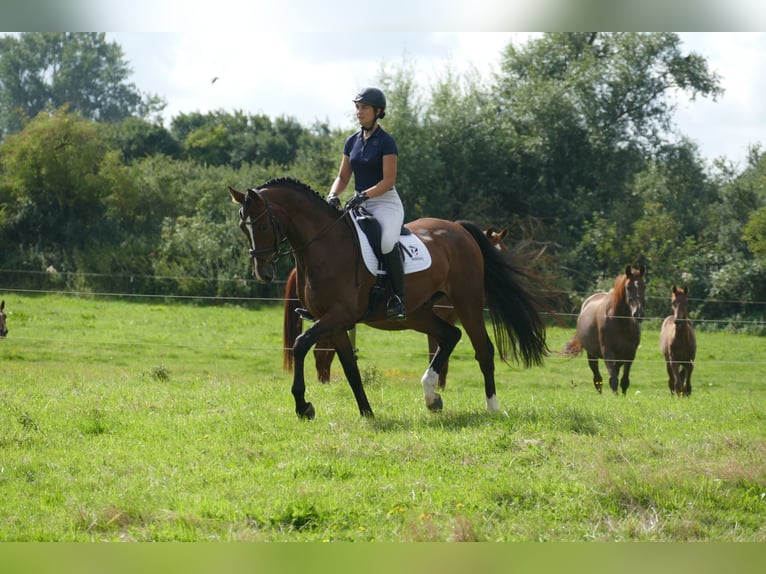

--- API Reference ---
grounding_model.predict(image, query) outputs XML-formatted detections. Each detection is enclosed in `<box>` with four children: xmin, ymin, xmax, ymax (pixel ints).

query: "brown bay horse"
<box><xmin>282</xmin><ymin>227</ymin><xmax>510</xmax><ymax>387</ymax></box>
<box><xmin>659</xmin><ymin>285</ymin><xmax>696</xmax><ymax>396</ymax></box>
<box><xmin>0</xmin><ymin>300</ymin><xmax>7</xmax><ymax>338</ymax></box>
<box><xmin>229</xmin><ymin>178</ymin><xmax>549</xmax><ymax>419</ymax></box>
<box><xmin>563</xmin><ymin>266</ymin><xmax>646</xmax><ymax>395</ymax></box>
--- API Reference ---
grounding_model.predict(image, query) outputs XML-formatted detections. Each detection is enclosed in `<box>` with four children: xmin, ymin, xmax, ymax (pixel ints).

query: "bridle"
<box><xmin>238</xmin><ymin>189</ymin><xmax>290</xmax><ymax>265</ymax></box>
<box><xmin>237</xmin><ymin>188</ymin><xmax>350</xmax><ymax>265</ymax></box>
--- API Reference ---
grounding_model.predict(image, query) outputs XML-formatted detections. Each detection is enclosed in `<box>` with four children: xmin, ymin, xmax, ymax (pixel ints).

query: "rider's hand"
<box><xmin>344</xmin><ymin>191</ymin><xmax>368</xmax><ymax>211</ymax></box>
<box><xmin>327</xmin><ymin>194</ymin><xmax>341</xmax><ymax>209</ymax></box>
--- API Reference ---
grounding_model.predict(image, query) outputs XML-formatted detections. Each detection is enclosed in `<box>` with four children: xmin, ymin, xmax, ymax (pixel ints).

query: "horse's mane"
<box><xmin>257</xmin><ymin>177</ymin><xmax>341</xmax><ymax>218</ymax></box>
<box><xmin>610</xmin><ymin>272</ymin><xmax>628</xmax><ymax>308</ymax></box>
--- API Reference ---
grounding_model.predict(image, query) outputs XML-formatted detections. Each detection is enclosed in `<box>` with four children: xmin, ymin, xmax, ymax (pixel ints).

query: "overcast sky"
<box><xmin>104</xmin><ymin>31</ymin><xmax>766</xmax><ymax>169</ymax></box>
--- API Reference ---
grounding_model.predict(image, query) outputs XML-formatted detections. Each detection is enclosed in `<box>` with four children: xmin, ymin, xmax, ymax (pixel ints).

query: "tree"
<box><xmin>0</xmin><ymin>106</ymin><xmax>125</xmax><ymax>271</ymax></box>
<box><xmin>493</xmin><ymin>33</ymin><xmax>723</xmax><ymax>235</ymax></box>
<box><xmin>0</xmin><ymin>33</ymin><xmax>165</xmax><ymax>138</ymax></box>
<box><xmin>100</xmin><ymin>117</ymin><xmax>181</xmax><ymax>163</ymax></box>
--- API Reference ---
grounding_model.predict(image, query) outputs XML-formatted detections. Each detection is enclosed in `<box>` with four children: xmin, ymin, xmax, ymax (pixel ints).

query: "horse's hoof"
<box><xmin>361</xmin><ymin>409</ymin><xmax>375</xmax><ymax>418</ymax></box>
<box><xmin>427</xmin><ymin>394</ymin><xmax>443</xmax><ymax>412</ymax></box>
<box><xmin>297</xmin><ymin>403</ymin><xmax>316</xmax><ymax>420</ymax></box>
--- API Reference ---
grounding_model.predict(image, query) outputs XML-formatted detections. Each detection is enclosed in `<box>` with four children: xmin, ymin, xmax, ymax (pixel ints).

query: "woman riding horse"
<box><xmin>230</xmin><ymin>178</ymin><xmax>550</xmax><ymax>419</ymax></box>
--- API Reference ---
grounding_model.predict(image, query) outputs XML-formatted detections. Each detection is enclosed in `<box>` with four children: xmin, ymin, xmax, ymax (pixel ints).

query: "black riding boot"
<box><xmin>382</xmin><ymin>248</ymin><xmax>406</xmax><ymax>320</ymax></box>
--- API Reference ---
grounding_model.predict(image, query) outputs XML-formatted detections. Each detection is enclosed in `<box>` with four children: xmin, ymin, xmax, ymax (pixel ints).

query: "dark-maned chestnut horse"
<box><xmin>660</xmin><ymin>285</ymin><xmax>696</xmax><ymax>396</ymax></box>
<box><xmin>563</xmin><ymin>266</ymin><xmax>646</xmax><ymax>395</ymax></box>
<box><xmin>0</xmin><ymin>300</ymin><xmax>7</xmax><ymax>338</ymax></box>
<box><xmin>229</xmin><ymin>178</ymin><xmax>549</xmax><ymax>419</ymax></box>
<box><xmin>282</xmin><ymin>227</ymin><xmax>510</xmax><ymax>387</ymax></box>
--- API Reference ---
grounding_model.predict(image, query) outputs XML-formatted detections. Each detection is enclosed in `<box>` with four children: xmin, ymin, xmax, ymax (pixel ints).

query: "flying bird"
<box><xmin>211</xmin><ymin>76</ymin><xmax>219</xmax><ymax>84</ymax></box>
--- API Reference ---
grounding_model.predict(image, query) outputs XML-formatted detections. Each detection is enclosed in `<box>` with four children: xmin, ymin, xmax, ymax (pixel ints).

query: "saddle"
<box><xmin>295</xmin><ymin>207</ymin><xmax>431</xmax><ymax>323</ymax></box>
<box><xmin>350</xmin><ymin>207</ymin><xmax>431</xmax><ymax>277</ymax></box>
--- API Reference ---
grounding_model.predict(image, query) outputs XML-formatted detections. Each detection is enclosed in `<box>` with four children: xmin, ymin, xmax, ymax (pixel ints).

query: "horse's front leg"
<box><xmin>329</xmin><ymin>330</ymin><xmax>374</xmax><ymax>417</ymax></box>
<box><xmin>292</xmin><ymin>329</ymin><xmax>318</xmax><ymax>419</ymax></box>
<box><xmin>670</xmin><ymin>361</ymin><xmax>683</xmax><ymax>396</ymax></box>
<box><xmin>586</xmin><ymin>352</ymin><xmax>603</xmax><ymax>393</ymax></box>
<box><xmin>604</xmin><ymin>358</ymin><xmax>620</xmax><ymax>394</ymax></box>
<box><xmin>619</xmin><ymin>360</ymin><xmax>632</xmax><ymax>395</ymax></box>
<box><xmin>683</xmin><ymin>362</ymin><xmax>693</xmax><ymax>396</ymax></box>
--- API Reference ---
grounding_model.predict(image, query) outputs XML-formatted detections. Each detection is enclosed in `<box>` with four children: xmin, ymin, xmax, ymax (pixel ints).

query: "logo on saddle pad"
<box><xmin>350</xmin><ymin>213</ymin><xmax>432</xmax><ymax>276</ymax></box>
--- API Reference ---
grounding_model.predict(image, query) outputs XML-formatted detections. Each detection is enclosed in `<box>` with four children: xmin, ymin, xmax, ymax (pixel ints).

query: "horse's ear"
<box><xmin>625</xmin><ymin>265</ymin><xmax>632</xmax><ymax>277</ymax></box>
<box><xmin>672</xmin><ymin>285</ymin><xmax>678</xmax><ymax>295</ymax></box>
<box><xmin>0</xmin><ymin>300</ymin><xmax>4</xmax><ymax>311</ymax></box>
<box><xmin>484</xmin><ymin>227</ymin><xmax>495</xmax><ymax>238</ymax></box>
<box><xmin>639</xmin><ymin>264</ymin><xmax>646</xmax><ymax>276</ymax></box>
<box><xmin>228</xmin><ymin>187</ymin><xmax>246</xmax><ymax>204</ymax></box>
<box><xmin>683</xmin><ymin>285</ymin><xmax>689</xmax><ymax>295</ymax></box>
<box><xmin>499</xmin><ymin>228</ymin><xmax>509</xmax><ymax>240</ymax></box>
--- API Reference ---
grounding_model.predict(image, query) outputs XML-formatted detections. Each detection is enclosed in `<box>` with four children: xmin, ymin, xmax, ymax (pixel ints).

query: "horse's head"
<box><xmin>671</xmin><ymin>285</ymin><xmax>690</xmax><ymax>325</ymax></box>
<box><xmin>623</xmin><ymin>264</ymin><xmax>646</xmax><ymax>321</ymax></box>
<box><xmin>0</xmin><ymin>300</ymin><xmax>7</xmax><ymax>338</ymax></box>
<box><xmin>485</xmin><ymin>227</ymin><xmax>509</xmax><ymax>251</ymax></box>
<box><xmin>229</xmin><ymin>186</ymin><xmax>284</xmax><ymax>283</ymax></box>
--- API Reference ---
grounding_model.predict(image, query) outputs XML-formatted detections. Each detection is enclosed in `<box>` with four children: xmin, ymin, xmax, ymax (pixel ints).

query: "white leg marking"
<box><xmin>421</xmin><ymin>367</ymin><xmax>438</xmax><ymax>405</ymax></box>
<box><xmin>486</xmin><ymin>394</ymin><xmax>499</xmax><ymax>412</ymax></box>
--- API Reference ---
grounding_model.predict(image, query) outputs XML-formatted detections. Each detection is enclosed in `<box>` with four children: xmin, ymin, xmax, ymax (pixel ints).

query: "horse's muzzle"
<box><xmin>251</xmin><ymin>259</ymin><xmax>275</xmax><ymax>284</ymax></box>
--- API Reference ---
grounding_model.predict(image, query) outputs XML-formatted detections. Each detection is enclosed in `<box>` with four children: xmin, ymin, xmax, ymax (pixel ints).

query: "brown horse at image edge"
<box><xmin>0</xmin><ymin>300</ymin><xmax>8</xmax><ymax>338</ymax></box>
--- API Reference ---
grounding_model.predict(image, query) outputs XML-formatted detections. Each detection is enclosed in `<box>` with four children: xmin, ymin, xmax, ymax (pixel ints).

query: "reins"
<box><xmin>240</xmin><ymin>188</ymin><xmax>352</xmax><ymax>264</ymax></box>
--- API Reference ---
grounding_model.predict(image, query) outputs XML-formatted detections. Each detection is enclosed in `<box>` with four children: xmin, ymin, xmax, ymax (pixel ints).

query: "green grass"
<box><xmin>0</xmin><ymin>293</ymin><xmax>764</xmax><ymax>541</ymax></box>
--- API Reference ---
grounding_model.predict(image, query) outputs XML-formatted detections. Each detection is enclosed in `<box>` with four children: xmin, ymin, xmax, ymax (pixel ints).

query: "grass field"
<box><xmin>0</xmin><ymin>293</ymin><xmax>764</xmax><ymax>542</ymax></box>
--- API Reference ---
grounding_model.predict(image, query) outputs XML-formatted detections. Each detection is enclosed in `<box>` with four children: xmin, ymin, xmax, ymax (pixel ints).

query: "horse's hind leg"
<box><xmin>420</xmin><ymin>320</ymin><xmax>462</xmax><ymax>412</ymax></box>
<box><xmin>428</xmin><ymin>335</ymin><xmax>449</xmax><ymax>390</ymax></box>
<box><xmin>453</xmin><ymin>311</ymin><xmax>499</xmax><ymax>412</ymax></box>
<box><xmin>313</xmin><ymin>339</ymin><xmax>335</xmax><ymax>383</ymax></box>
<box><xmin>586</xmin><ymin>352</ymin><xmax>603</xmax><ymax>394</ymax></box>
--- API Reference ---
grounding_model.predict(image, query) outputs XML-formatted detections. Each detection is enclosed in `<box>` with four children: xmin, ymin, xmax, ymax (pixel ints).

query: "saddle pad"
<box><xmin>351</xmin><ymin>215</ymin><xmax>432</xmax><ymax>276</ymax></box>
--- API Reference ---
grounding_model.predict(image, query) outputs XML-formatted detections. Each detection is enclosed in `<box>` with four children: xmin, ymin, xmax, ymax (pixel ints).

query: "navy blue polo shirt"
<box><xmin>343</xmin><ymin>127</ymin><xmax>398</xmax><ymax>192</ymax></box>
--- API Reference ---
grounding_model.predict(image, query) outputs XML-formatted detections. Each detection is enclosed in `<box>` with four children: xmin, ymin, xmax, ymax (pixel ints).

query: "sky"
<box><xmin>105</xmin><ymin>31</ymin><xmax>766</xmax><ymax>168</ymax></box>
<box><xmin>5</xmin><ymin>0</ymin><xmax>766</xmax><ymax>168</ymax></box>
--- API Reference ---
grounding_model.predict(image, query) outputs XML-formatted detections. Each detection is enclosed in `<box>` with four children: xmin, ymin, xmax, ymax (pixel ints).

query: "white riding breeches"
<box><xmin>363</xmin><ymin>187</ymin><xmax>404</xmax><ymax>254</ymax></box>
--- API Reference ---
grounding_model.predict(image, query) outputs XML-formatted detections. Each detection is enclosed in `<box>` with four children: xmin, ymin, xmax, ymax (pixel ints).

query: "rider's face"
<box><xmin>355</xmin><ymin>102</ymin><xmax>376</xmax><ymax>128</ymax></box>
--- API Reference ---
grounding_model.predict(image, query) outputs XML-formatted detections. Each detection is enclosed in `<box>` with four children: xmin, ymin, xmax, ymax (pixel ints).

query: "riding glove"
<box><xmin>327</xmin><ymin>194</ymin><xmax>341</xmax><ymax>209</ymax></box>
<box><xmin>345</xmin><ymin>191</ymin><xmax>368</xmax><ymax>211</ymax></box>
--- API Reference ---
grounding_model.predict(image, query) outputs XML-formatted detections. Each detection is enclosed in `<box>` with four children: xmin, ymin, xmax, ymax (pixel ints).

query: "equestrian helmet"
<box><xmin>353</xmin><ymin>87</ymin><xmax>386</xmax><ymax>118</ymax></box>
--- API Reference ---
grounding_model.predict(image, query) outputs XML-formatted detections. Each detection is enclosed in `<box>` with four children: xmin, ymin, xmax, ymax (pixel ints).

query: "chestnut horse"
<box><xmin>282</xmin><ymin>227</ymin><xmax>510</xmax><ymax>386</ymax></box>
<box><xmin>0</xmin><ymin>300</ymin><xmax>7</xmax><ymax>338</ymax></box>
<box><xmin>229</xmin><ymin>178</ymin><xmax>549</xmax><ymax>419</ymax></box>
<box><xmin>562</xmin><ymin>266</ymin><xmax>646</xmax><ymax>394</ymax></box>
<box><xmin>659</xmin><ymin>285</ymin><xmax>696</xmax><ymax>396</ymax></box>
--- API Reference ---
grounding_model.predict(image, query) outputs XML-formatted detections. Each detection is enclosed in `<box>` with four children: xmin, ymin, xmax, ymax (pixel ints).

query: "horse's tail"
<box><xmin>561</xmin><ymin>336</ymin><xmax>583</xmax><ymax>357</ymax></box>
<box><xmin>283</xmin><ymin>268</ymin><xmax>302</xmax><ymax>373</ymax></box>
<box><xmin>458</xmin><ymin>220</ymin><xmax>550</xmax><ymax>367</ymax></box>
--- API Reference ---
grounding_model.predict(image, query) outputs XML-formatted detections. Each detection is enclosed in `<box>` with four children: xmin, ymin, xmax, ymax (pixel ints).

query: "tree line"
<box><xmin>1</xmin><ymin>32</ymin><xmax>765</xmax><ymax>330</ymax></box>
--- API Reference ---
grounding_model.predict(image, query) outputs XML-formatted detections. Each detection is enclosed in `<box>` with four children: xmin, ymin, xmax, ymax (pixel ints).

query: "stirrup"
<box><xmin>295</xmin><ymin>307</ymin><xmax>315</xmax><ymax>322</ymax></box>
<box><xmin>386</xmin><ymin>296</ymin><xmax>406</xmax><ymax>320</ymax></box>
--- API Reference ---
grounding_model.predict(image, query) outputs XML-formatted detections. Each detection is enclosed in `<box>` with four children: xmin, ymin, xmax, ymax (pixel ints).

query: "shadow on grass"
<box><xmin>367</xmin><ymin>403</ymin><xmax>609</xmax><ymax>436</ymax></box>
